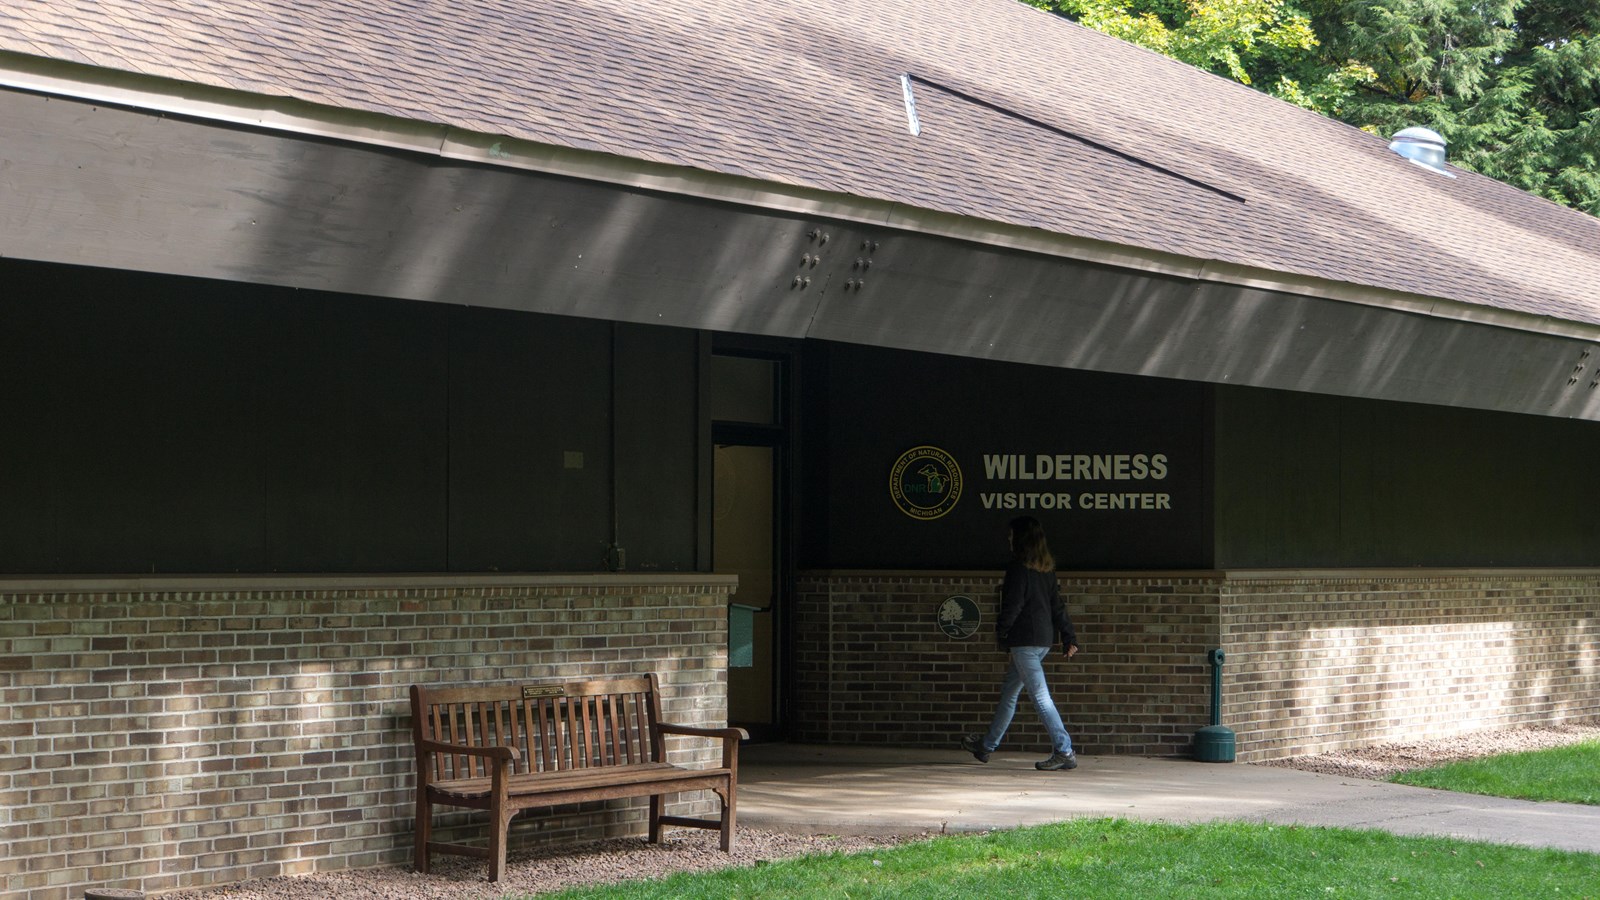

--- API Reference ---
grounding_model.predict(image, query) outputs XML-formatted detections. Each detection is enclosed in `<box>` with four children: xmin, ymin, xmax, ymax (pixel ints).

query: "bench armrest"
<box><xmin>655</xmin><ymin>723</ymin><xmax>748</xmax><ymax>770</ymax></box>
<box><xmin>656</xmin><ymin>723</ymin><xmax>749</xmax><ymax>741</ymax></box>
<box><xmin>416</xmin><ymin>738</ymin><xmax>519</xmax><ymax>761</ymax></box>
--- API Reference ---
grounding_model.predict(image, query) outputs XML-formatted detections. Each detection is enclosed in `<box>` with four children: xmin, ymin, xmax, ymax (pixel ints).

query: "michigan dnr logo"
<box><xmin>889</xmin><ymin>445</ymin><xmax>963</xmax><ymax>520</ymax></box>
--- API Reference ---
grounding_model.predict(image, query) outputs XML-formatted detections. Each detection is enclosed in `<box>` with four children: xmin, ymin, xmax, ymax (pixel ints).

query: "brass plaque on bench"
<box><xmin>522</xmin><ymin>685</ymin><xmax>567</xmax><ymax>699</ymax></box>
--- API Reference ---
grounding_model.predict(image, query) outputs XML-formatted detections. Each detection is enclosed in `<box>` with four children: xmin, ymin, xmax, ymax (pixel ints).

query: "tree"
<box><xmin>1305</xmin><ymin>0</ymin><xmax>1600</xmax><ymax>213</ymax></box>
<box><xmin>1028</xmin><ymin>0</ymin><xmax>1600</xmax><ymax>214</ymax></box>
<box><xmin>1023</xmin><ymin>0</ymin><xmax>1368</xmax><ymax>110</ymax></box>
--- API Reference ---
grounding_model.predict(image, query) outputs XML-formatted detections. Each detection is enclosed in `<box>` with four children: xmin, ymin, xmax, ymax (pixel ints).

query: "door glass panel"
<box><xmin>714</xmin><ymin>443</ymin><xmax>774</xmax><ymax>727</ymax></box>
<box><xmin>709</xmin><ymin>355</ymin><xmax>776</xmax><ymax>424</ymax></box>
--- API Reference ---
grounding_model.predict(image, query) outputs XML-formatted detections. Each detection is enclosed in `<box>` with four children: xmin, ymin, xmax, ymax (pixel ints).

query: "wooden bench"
<box><xmin>409</xmin><ymin>674</ymin><xmax>748</xmax><ymax>881</ymax></box>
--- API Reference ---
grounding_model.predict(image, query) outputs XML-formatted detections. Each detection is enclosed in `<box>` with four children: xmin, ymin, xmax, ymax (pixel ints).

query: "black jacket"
<box><xmin>995</xmin><ymin>561</ymin><xmax>1079</xmax><ymax>650</ymax></box>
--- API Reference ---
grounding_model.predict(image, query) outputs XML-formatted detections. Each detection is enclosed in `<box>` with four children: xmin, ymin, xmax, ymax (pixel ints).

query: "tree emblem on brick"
<box><xmin>938</xmin><ymin>594</ymin><xmax>980</xmax><ymax>639</ymax></box>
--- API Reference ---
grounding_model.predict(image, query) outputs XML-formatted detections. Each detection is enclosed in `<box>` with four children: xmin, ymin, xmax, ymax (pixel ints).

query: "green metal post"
<box><xmin>1192</xmin><ymin>648</ymin><xmax>1236</xmax><ymax>762</ymax></box>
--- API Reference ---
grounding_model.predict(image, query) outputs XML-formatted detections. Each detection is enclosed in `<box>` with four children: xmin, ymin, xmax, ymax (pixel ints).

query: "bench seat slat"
<box><xmin>429</xmin><ymin>762</ymin><xmax>732</xmax><ymax>800</ymax></box>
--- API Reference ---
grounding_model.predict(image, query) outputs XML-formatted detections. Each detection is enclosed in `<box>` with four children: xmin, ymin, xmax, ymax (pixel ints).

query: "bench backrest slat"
<box><xmin>607</xmin><ymin>693</ymin><xmax>622</xmax><ymax>764</ymax></box>
<box><xmin>520</xmin><ymin>699</ymin><xmax>538</xmax><ymax>773</ymax></box>
<box><xmin>411</xmin><ymin>676</ymin><xmax>665</xmax><ymax>781</ymax></box>
<box><xmin>626</xmin><ymin>690</ymin><xmax>648</xmax><ymax>764</ymax></box>
<box><xmin>476</xmin><ymin>702</ymin><xmax>492</xmax><ymax>763</ymax></box>
<box><xmin>577</xmin><ymin>694</ymin><xmax>595</xmax><ymax>768</ymax></box>
<box><xmin>492</xmin><ymin>700</ymin><xmax>511</xmax><ymax>760</ymax></box>
<box><xmin>535</xmin><ymin>697</ymin><xmax>553</xmax><ymax>772</ymax></box>
<box><xmin>430</xmin><ymin>703</ymin><xmax>449</xmax><ymax>782</ymax></box>
<box><xmin>552</xmin><ymin>696</ymin><xmax>569</xmax><ymax>771</ymax></box>
<box><xmin>608</xmin><ymin>694</ymin><xmax>625</xmax><ymax>764</ymax></box>
<box><xmin>630</xmin><ymin>693</ymin><xmax>644</xmax><ymax>762</ymax></box>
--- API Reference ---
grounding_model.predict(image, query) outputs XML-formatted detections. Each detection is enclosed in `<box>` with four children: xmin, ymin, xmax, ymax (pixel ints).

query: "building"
<box><xmin>2</xmin><ymin>0</ymin><xmax>1598</xmax><ymax>895</ymax></box>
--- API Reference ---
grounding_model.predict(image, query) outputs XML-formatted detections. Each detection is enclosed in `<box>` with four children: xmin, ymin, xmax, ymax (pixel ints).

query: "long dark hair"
<box><xmin>1009</xmin><ymin>516</ymin><xmax>1055</xmax><ymax>573</ymax></box>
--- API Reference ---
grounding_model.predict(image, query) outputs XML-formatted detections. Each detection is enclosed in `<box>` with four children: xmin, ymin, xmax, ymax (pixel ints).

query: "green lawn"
<box><xmin>522</xmin><ymin>741</ymin><xmax>1600</xmax><ymax>899</ymax></box>
<box><xmin>1389</xmin><ymin>739</ymin><xmax>1600</xmax><ymax>805</ymax></box>
<box><xmin>532</xmin><ymin>818</ymin><xmax>1600</xmax><ymax>899</ymax></box>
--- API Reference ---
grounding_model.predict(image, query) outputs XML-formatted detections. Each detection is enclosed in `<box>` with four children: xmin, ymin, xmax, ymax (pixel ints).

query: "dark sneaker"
<box><xmin>1036</xmin><ymin>750</ymin><xmax>1078</xmax><ymax>771</ymax></box>
<box><xmin>960</xmin><ymin>734</ymin><xmax>991</xmax><ymax>763</ymax></box>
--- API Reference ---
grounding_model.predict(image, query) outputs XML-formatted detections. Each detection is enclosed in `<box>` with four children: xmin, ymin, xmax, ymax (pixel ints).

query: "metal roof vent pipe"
<box><xmin>1388</xmin><ymin>126</ymin><xmax>1456</xmax><ymax>178</ymax></box>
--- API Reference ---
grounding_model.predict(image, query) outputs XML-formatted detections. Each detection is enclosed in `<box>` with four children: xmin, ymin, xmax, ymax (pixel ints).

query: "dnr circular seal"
<box><xmin>889</xmin><ymin>445</ymin><xmax>963</xmax><ymax>520</ymax></box>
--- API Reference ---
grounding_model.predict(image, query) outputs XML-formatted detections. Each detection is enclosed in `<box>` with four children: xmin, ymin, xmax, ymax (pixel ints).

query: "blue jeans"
<box><xmin>981</xmin><ymin>645</ymin><xmax>1072</xmax><ymax>754</ymax></box>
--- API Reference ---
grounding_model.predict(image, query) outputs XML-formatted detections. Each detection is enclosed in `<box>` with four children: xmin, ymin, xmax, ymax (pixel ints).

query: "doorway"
<box><xmin>708</xmin><ymin>350</ymin><xmax>790</xmax><ymax>740</ymax></box>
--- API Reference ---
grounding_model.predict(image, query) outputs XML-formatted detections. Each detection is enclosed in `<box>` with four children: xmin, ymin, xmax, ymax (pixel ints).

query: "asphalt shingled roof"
<box><xmin>2</xmin><ymin>0</ymin><xmax>1598</xmax><ymax>326</ymax></box>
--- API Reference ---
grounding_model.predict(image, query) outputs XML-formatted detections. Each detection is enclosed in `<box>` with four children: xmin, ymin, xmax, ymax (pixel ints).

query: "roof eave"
<box><xmin>3</xmin><ymin>50</ymin><xmax>1594</xmax><ymax>345</ymax></box>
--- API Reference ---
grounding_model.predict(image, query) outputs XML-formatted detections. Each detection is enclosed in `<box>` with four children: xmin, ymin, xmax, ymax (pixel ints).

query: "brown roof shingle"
<box><xmin>2</xmin><ymin>0</ymin><xmax>1597</xmax><ymax>325</ymax></box>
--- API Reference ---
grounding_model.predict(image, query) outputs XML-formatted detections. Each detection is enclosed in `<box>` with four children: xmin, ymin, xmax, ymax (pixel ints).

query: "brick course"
<box><xmin>793</xmin><ymin>570</ymin><xmax>1600</xmax><ymax>763</ymax></box>
<box><xmin>0</xmin><ymin>574</ymin><xmax>735</xmax><ymax>900</ymax></box>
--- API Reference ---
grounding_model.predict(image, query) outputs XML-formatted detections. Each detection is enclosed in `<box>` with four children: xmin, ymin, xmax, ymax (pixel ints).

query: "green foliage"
<box><xmin>1024</xmin><ymin>0</ymin><xmax>1334</xmax><ymax>103</ymax></box>
<box><xmin>1025</xmin><ymin>0</ymin><xmax>1600</xmax><ymax>214</ymax></box>
<box><xmin>1306</xmin><ymin>0</ymin><xmax>1600</xmax><ymax>212</ymax></box>
<box><xmin>1391</xmin><ymin>739</ymin><xmax>1600</xmax><ymax>804</ymax></box>
<box><xmin>535</xmin><ymin>818</ymin><xmax>1600</xmax><ymax>899</ymax></box>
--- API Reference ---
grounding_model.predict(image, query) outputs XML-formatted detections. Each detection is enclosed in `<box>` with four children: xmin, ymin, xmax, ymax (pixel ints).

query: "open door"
<box><xmin>715</xmin><ymin>442</ymin><xmax>777</xmax><ymax>733</ymax></box>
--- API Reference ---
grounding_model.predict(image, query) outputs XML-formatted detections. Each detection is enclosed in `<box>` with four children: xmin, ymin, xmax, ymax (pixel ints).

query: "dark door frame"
<box><xmin>703</xmin><ymin>335</ymin><xmax>799</xmax><ymax>741</ymax></box>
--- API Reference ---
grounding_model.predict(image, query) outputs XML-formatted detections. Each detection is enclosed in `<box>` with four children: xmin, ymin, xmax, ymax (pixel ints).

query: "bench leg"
<box><xmin>489</xmin><ymin>804</ymin><xmax>511</xmax><ymax>882</ymax></box>
<box><xmin>648</xmin><ymin>794</ymin><xmax>664</xmax><ymax>843</ymax></box>
<box><xmin>716</xmin><ymin>783</ymin><xmax>736</xmax><ymax>852</ymax></box>
<box><xmin>414</xmin><ymin>793</ymin><xmax>432</xmax><ymax>873</ymax></box>
<box><xmin>487</xmin><ymin>759</ymin><xmax>513</xmax><ymax>882</ymax></box>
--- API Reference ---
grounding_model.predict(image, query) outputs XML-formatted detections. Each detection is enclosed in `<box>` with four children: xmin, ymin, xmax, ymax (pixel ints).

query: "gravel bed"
<box><xmin>163</xmin><ymin>829</ymin><xmax>925</xmax><ymax>900</ymax></box>
<box><xmin>1261</xmin><ymin>720</ymin><xmax>1600</xmax><ymax>780</ymax></box>
<box><xmin>166</xmin><ymin>721</ymin><xmax>1600</xmax><ymax>899</ymax></box>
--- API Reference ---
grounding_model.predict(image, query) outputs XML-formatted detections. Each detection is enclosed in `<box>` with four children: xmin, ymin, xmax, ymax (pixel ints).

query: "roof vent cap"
<box><xmin>1388</xmin><ymin>126</ymin><xmax>1454</xmax><ymax>177</ymax></box>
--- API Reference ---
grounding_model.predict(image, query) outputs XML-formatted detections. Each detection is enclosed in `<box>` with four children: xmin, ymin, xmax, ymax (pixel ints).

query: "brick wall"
<box><xmin>792</xmin><ymin>572</ymin><xmax>1219</xmax><ymax>756</ymax></box>
<box><xmin>793</xmin><ymin>570</ymin><xmax>1600</xmax><ymax>763</ymax></box>
<box><xmin>0</xmin><ymin>574</ymin><xmax>735</xmax><ymax>900</ymax></box>
<box><xmin>1222</xmin><ymin>571</ymin><xmax>1600</xmax><ymax>761</ymax></box>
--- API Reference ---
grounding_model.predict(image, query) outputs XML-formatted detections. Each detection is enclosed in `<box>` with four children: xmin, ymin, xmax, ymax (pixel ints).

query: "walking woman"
<box><xmin>961</xmin><ymin>515</ymin><xmax>1081</xmax><ymax>770</ymax></box>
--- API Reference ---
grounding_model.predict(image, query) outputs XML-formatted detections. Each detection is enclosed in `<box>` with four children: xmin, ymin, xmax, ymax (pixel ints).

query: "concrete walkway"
<box><xmin>738</xmin><ymin>744</ymin><xmax>1600</xmax><ymax>855</ymax></box>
